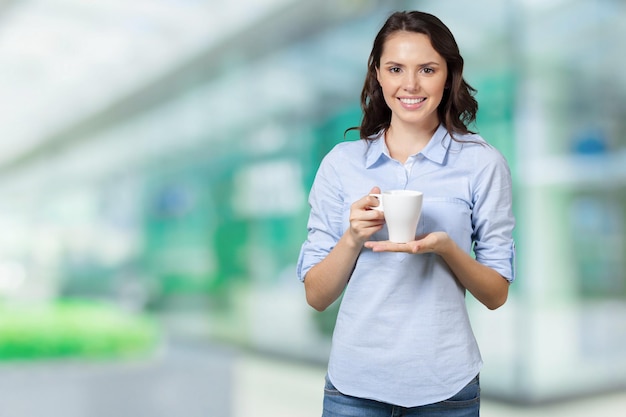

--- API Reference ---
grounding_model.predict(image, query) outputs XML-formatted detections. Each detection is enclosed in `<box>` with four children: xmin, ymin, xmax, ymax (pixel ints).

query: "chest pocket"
<box><xmin>421</xmin><ymin>197</ymin><xmax>473</xmax><ymax>249</ymax></box>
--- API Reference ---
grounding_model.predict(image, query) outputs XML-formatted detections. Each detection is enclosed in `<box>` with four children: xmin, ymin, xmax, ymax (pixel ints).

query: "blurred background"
<box><xmin>0</xmin><ymin>0</ymin><xmax>625</xmax><ymax>416</ymax></box>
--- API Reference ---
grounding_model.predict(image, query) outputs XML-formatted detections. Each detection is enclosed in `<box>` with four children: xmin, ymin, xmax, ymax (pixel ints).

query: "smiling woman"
<box><xmin>375</xmin><ymin>31</ymin><xmax>449</xmax><ymax>159</ymax></box>
<box><xmin>297</xmin><ymin>10</ymin><xmax>515</xmax><ymax>416</ymax></box>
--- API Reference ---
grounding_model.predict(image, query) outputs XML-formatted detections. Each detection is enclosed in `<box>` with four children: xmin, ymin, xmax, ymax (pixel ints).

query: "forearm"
<box><xmin>439</xmin><ymin>238</ymin><xmax>509</xmax><ymax>310</ymax></box>
<box><xmin>304</xmin><ymin>232</ymin><xmax>363</xmax><ymax>311</ymax></box>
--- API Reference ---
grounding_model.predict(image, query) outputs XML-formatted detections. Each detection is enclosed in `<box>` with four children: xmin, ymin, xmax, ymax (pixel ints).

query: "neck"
<box><xmin>385</xmin><ymin>120</ymin><xmax>439</xmax><ymax>163</ymax></box>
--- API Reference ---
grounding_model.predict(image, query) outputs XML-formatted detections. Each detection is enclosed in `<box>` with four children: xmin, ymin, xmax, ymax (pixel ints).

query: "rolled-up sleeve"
<box><xmin>296</xmin><ymin>152</ymin><xmax>345</xmax><ymax>282</ymax></box>
<box><xmin>471</xmin><ymin>150</ymin><xmax>516</xmax><ymax>282</ymax></box>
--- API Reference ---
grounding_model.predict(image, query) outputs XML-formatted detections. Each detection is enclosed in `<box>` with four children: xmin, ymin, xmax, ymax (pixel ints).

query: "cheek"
<box><xmin>429</xmin><ymin>79</ymin><xmax>447</xmax><ymax>100</ymax></box>
<box><xmin>377</xmin><ymin>76</ymin><xmax>397</xmax><ymax>98</ymax></box>
<box><xmin>379</xmin><ymin>84</ymin><xmax>395</xmax><ymax>106</ymax></box>
<box><xmin>376</xmin><ymin>79</ymin><xmax>391</xmax><ymax>98</ymax></box>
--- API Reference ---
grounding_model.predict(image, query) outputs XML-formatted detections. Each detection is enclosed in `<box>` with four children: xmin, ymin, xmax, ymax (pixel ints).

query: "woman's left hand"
<box><xmin>365</xmin><ymin>231</ymin><xmax>510</xmax><ymax>310</ymax></box>
<box><xmin>364</xmin><ymin>232</ymin><xmax>451</xmax><ymax>255</ymax></box>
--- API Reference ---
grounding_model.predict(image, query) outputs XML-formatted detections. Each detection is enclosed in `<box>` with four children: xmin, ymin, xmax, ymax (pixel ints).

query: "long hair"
<box><xmin>348</xmin><ymin>11</ymin><xmax>478</xmax><ymax>140</ymax></box>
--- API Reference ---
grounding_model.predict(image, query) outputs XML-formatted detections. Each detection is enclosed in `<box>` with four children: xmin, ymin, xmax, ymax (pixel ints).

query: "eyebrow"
<box><xmin>382</xmin><ymin>61</ymin><xmax>442</xmax><ymax>67</ymax></box>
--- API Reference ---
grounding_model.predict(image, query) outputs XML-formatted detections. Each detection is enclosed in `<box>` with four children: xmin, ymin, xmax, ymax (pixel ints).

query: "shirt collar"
<box><xmin>365</xmin><ymin>124</ymin><xmax>451</xmax><ymax>168</ymax></box>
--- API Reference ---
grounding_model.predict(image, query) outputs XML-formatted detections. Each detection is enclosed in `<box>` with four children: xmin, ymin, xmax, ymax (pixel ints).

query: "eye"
<box><xmin>421</xmin><ymin>67</ymin><xmax>435</xmax><ymax>74</ymax></box>
<box><xmin>388</xmin><ymin>66</ymin><xmax>402</xmax><ymax>74</ymax></box>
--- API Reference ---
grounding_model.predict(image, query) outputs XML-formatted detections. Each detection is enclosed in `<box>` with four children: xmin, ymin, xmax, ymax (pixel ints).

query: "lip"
<box><xmin>398</xmin><ymin>97</ymin><xmax>426</xmax><ymax>109</ymax></box>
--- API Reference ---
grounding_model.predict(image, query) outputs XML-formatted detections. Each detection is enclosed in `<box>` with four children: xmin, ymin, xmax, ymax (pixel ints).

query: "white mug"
<box><xmin>369</xmin><ymin>190</ymin><xmax>423</xmax><ymax>243</ymax></box>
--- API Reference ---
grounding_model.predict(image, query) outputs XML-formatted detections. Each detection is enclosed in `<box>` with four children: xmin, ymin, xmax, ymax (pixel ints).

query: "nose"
<box><xmin>403</xmin><ymin>72</ymin><xmax>419</xmax><ymax>91</ymax></box>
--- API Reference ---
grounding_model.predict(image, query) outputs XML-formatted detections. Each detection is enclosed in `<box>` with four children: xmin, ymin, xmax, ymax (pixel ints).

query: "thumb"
<box><xmin>370</xmin><ymin>186</ymin><xmax>381</xmax><ymax>194</ymax></box>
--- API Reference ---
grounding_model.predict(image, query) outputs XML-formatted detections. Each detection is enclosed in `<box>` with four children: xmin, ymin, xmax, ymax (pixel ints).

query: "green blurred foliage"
<box><xmin>0</xmin><ymin>300</ymin><xmax>160</xmax><ymax>361</ymax></box>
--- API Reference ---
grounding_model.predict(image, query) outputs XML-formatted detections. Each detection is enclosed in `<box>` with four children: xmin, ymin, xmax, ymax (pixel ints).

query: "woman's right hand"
<box><xmin>347</xmin><ymin>186</ymin><xmax>385</xmax><ymax>247</ymax></box>
<box><xmin>304</xmin><ymin>186</ymin><xmax>386</xmax><ymax>311</ymax></box>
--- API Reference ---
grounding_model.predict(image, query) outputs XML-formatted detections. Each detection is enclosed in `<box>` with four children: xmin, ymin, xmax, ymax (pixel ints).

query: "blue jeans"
<box><xmin>322</xmin><ymin>374</ymin><xmax>480</xmax><ymax>417</ymax></box>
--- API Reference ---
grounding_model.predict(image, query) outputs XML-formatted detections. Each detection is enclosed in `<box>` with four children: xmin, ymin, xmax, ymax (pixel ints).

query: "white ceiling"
<box><xmin>0</xmin><ymin>0</ymin><xmax>292</xmax><ymax>167</ymax></box>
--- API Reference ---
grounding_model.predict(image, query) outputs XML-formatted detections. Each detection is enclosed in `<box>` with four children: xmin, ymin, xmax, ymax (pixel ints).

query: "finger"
<box><xmin>365</xmin><ymin>241</ymin><xmax>399</xmax><ymax>252</ymax></box>
<box><xmin>351</xmin><ymin>214</ymin><xmax>385</xmax><ymax>229</ymax></box>
<box><xmin>365</xmin><ymin>207</ymin><xmax>385</xmax><ymax>220</ymax></box>
<box><xmin>353</xmin><ymin>206</ymin><xmax>384</xmax><ymax>222</ymax></box>
<box><xmin>352</xmin><ymin>222</ymin><xmax>385</xmax><ymax>238</ymax></box>
<box><xmin>365</xmin><ymin>240</ymin><xmax>419</xmax><ymax>253</ymax></box>
<box><xmin>368</xmin><ymin>186</ymin><xmax>381</xmax><ymax>206</ymax></box>
<box><xmin>365</xmin><ymin>195</ymin><xmax>382</xmax><ymax>210</ymax></box>
<box><xmin>353</xmin><ymin>194</ymin><xmax>379</xmax><ymax>211</ymax></box>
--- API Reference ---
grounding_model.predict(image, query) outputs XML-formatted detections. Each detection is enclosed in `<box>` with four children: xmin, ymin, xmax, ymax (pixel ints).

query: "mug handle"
<box><xmin>369</xmin><ymin>193</ymin><xmax>383</xmax><ymax>211</ymax></box>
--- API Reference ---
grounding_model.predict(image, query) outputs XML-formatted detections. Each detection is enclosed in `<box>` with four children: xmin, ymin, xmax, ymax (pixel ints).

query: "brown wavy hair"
<box><xmin>347</xmin><ymin>11</ymin><xmax>478</xmax><ymax>140</ymax></box>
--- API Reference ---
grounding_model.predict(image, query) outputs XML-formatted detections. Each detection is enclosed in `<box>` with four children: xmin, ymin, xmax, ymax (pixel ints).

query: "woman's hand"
<box><xmin>364</xmin><ymin>232</ymin><xmax>451</xmax><ymax>254</ymax></box>
<box><xmin>365</xmin><ymin>231</ymin><xmax>509</xmax><ymax>310</ymax></box>
<box><xmin>304</xmin><ymin>186</ymin><xmax>385</xmax><ymax>311</ymax></box>
<box><xmin>346</xmin><ymin>186</ymin><xmax>386</xmax><ymax>248</ymax></box>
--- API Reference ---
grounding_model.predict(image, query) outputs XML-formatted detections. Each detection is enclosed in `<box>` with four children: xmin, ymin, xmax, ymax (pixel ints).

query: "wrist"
<box><xmin>436</xmin><ymin>232</ymin><xmax>455</xmax><ymax>256</ymax></box>
<box><xmin>343</xmin><ymin>230</ymin><xmax>365</xmax><ymax>250</ymax></box>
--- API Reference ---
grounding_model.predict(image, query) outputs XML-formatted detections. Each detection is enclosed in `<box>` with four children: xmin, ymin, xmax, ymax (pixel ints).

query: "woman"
<box><xmin>296</xmin><ymin>10</ymin><xmax>515</xmax><ymax>416</ymax></box>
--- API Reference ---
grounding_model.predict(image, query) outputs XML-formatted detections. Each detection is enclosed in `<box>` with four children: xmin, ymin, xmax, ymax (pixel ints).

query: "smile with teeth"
<box><xmin>399</xmin><ymin>97</ymin><xmax>426</xmax><ymax>104</ymax></box>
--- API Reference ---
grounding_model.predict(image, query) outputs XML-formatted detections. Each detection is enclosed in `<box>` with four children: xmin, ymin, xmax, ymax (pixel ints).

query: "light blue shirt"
<box><xmin>296</xmin><ymin>124</ymin><xmax>516</xmax><ymax>407</ymax></box>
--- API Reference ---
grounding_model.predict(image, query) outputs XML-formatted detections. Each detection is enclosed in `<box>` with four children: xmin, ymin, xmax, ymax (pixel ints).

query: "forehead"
<box><xmin>380</xmin><ymin>31</ymin><xmax>444</xmax><ymax>62</ymax></box>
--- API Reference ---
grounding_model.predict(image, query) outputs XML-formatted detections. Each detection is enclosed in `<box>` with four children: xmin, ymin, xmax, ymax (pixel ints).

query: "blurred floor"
<box><xmin>235</xmin><ymin>352</ymin><xmax>626</xmax><ymax>417</ymax></box>
<box><xmin>0</xmin><ymin>342</ymin><xmax>234</xmax><ymax>417</ymax></box>
<box><xmin>2</xmin><ymin>340</ymin><xmax>626</xmax><ymax>416</ymax></box>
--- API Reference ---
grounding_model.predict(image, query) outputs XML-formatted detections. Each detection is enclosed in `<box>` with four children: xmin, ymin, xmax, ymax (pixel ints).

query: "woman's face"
<box><xmin>376</xmin><ymin>31</ymin><xmax>448</xmax><ymax>131</ymax></box>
